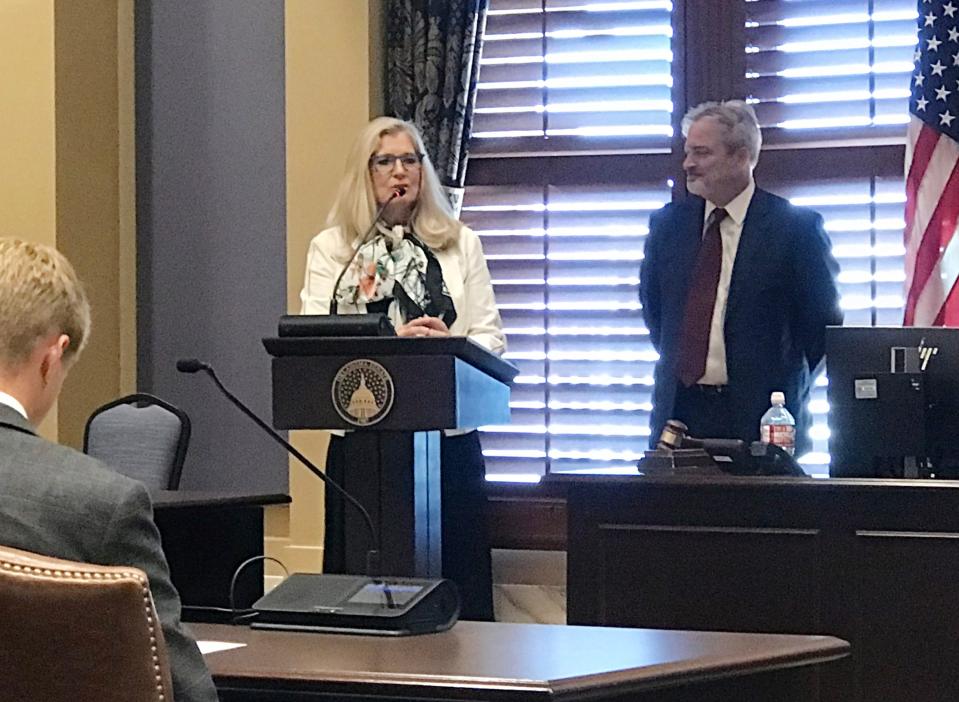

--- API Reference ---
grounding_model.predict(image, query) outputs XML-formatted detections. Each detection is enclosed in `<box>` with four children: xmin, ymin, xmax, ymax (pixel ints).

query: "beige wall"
<box><xmin>0</xmin><ymin>0</ymin><xmax>56</xmax><ymax>435</ymax></box>
<box><xmin>55</xmin><ymin>0</ymin><xmax>136</xmax><ymax>447</ymax></box>
<box><xmin>268</xmin><ymin>0</ymin><xmax>381</xmax><ymax>579</ymax></box>
<box><xmin>0</xmin><ymin>0</ymin><xmax>135</xmax><ymax>444</ymax></box>
<box><xmin>0</xmin><ymin>1</ymin><xmax>56</xmax><ymax>244</ymax></box>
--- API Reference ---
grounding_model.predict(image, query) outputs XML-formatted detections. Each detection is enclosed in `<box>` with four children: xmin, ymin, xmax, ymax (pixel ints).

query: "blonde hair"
<box><xmin>0</xmin><ymin>238</ymin><xmax>91</xmax><ymax>368</ymax></box>
<box><xmin>327</xmin><ymin>117</ymin><xmax>461</xmax><ymax>258</ymax></box>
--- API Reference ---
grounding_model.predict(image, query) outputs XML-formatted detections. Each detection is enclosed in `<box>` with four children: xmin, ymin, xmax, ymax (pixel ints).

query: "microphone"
<box><xmin>329</xmin><ymin>187</ymin><xmax>407</xmax><ymax>315</ymax></box>
<box><xmin>175</xmin><ymin>358</ymin><xmax>210</xmax><ymax>374</ymax></box>
<box><xmin>177</xmin><ymin>358</ymin><xmax>381</xmax><ymax>576</ymax></box>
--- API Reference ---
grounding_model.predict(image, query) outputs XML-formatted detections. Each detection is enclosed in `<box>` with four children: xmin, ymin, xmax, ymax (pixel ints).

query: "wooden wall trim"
<box><xmin>487</xmin><ymin>482</ymin><xmax>568</xmax><ymax>551</ymax></box>
<box><xmin>682</xmin><ymin>0</ymin><xmax>746</xmax><ymax>108</ymax></box>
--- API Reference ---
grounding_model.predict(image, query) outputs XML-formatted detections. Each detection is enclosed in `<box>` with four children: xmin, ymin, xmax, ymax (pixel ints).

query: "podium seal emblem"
<box><xmin>332</xmin><ymin>359</ymin><xmax>394</xmax><ymax>426</ymax></box>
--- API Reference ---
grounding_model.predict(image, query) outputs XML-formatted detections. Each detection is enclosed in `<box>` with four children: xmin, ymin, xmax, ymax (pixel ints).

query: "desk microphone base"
<box><xmin>250</xmin><ymin>573</ymin><xmax>459</xmax><ymax>636</ymax></box>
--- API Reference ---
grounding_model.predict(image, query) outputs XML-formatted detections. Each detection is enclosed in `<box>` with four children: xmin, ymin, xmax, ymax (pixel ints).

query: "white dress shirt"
<box><xmin>0</xmin><ymin>391</ymin><xmax>28</xmax><ymax>420</ymax></box>
<box><xmin>699</xmin><ymin>180</ymin><xmax>756</xmax><ymax>386</ymax></box>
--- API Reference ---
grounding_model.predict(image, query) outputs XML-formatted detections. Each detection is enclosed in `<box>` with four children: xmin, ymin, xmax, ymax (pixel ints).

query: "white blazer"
<box><xmin>300</xmin><ymin>225</ymin><xmax>506</xmax><ymax>355</ymax></box>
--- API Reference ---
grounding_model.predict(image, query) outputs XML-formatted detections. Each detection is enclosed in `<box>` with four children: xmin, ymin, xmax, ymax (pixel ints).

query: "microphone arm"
<box><xmin>329</xmin><ymin>187</ymin><xmax>406</xmax><ymax>315</ymax></box>
<box><xmin>176</xmin><ymin>359</ymin><xmax>381</xmax><ymax>576</ymax></box>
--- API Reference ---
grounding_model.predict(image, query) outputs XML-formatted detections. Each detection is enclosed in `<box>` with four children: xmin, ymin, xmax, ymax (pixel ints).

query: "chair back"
<box><xmin>0</xmin><ymin>544</ymin><xmax>175</xmax><ymax>702</ymax></box>
<box><xmin>84</xmin><ymin>393</ymin><xmax>191</xmax><ymax>490</ymax></box>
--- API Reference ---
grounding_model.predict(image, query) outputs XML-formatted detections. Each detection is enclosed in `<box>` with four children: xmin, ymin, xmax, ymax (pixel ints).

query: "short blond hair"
<box><xmin>327</xmin><ymin>117</ymin><xmax>461</xmax><ymax>258</ymax></box>
<box><xmin>0</xmin><ymin>238</ymin><xmax>91</xmax><ymax>367</ymax></box>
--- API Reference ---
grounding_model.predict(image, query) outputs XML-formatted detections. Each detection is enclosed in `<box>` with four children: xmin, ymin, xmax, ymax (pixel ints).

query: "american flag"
<box><xmin>904</xmin><ymin>0</ymin><xmax>959</xmax><ymax>326</ymax></box>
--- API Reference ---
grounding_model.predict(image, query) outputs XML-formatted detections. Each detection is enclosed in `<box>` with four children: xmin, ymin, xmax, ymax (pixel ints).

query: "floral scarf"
<box><xmin>333</xmin><ymin>223</ymin><xmax>457</xmax><ymax>329</ymax></box>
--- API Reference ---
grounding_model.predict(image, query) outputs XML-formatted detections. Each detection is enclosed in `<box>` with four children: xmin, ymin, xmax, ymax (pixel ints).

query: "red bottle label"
<box><xmin>761</xmin><ymin>424</ymin><xmax>795</xmax><ymax>449</ymax></box>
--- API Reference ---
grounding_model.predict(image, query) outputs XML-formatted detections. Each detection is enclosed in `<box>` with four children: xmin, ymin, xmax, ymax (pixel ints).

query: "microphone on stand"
<box><xmin>175</xmin><ymin>358</ymin><xmax>381</xmax><ymax>576</ymax></box>
<box><xmin>176</xmin><ymin>357</ymin><xmax>461</xmax><ymax>635</ymax></box>
<box><xmin>329</xmin><ymin>186</ymin><xmax>407</xmax><ymax>315</ymax></box>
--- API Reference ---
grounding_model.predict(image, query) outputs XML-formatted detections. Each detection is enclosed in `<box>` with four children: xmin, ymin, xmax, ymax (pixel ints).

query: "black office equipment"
<box><xmin>277</xmin><ymin>313</ymin><xmax>395</xmax><ymax>338</ymax></box>
<box><xmin>251</xmin><ymin>574</ymin><xmax>459</xmax><ymax>636</ymax></box>
<box><xmin>826</xmin><ymin>326</ymin><xmax>959</xmax><ymax>478</ymax></box>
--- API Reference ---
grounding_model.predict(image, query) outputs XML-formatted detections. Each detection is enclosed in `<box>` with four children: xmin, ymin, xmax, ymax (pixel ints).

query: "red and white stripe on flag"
<box><xmin>903</xmin><ymin>118</ymin><xmax>959</xmax><ymax>326</ymax></box>
<box><xmin>903</xmin><ymin>1</ymin><xmax>959</xmax><ymax>327</ymax></box>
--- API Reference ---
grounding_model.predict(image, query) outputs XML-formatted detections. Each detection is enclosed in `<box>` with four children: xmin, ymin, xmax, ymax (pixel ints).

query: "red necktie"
<box><xmin>677</xmin><ymin>208</ymin><xmax>728</xmax><ymax>387</ymax></box>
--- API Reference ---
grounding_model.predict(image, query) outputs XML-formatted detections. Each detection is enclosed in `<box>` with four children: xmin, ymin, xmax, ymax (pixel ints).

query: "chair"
<box><xmin>84</xmin><ymin>393</ymin><xmax>191</xmax><ymax>491</ymax></box>
<box><xmin>0</xmin><ymin>544</ymin><xmax>174</xmax><ymax>702</ymax></box>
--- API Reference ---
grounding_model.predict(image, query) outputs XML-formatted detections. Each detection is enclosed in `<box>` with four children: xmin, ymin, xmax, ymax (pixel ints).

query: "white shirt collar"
<box><xmin>705</xmin><ymin>179</ymin><xmax>755</xmax><ymax>226</ymax></box>
<box><xmin>0</xmin><ymin>391</ymin><xmax>28</xmax><ymax>420</ymax></box>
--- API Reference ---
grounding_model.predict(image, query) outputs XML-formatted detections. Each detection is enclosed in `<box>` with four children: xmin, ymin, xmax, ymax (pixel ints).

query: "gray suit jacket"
<box><xmin>0</xmin><ymin>404</ymin><xmax>218</xmax><ymax>701</ymax></box>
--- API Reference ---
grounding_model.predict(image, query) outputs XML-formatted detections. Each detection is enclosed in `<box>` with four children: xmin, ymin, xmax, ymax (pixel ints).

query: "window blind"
<box><xmin>470</xmin><ymin>0</ymin><xmax>676</xmax><ymax>481</ymax></box>
<box><xmin>474</xmin><ymin>0</ymin><xmax>675</xmax><ymax>155</ymax></box>
<box><xmin>464</xmin><ymin>182</ymin><xmax>669</xmax><ymax>480</ymax></box>
<box><xmin>745</xmin><ymin>0</ymin><xmax>916</xmax><ymax>145</ymax></box>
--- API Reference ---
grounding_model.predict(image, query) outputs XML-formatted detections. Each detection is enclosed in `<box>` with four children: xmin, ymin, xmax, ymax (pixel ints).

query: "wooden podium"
<box><xmin>263</xmin><ymin>336</ymin><xmax>516</xmax><ymax>578</ymax></box>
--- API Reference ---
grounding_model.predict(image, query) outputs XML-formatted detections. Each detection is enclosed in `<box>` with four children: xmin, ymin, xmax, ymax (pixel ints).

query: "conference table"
<box><xmin>194</xmin><ymin>620</ymin><xmax>848</xmax><ymax>701</ymax></box>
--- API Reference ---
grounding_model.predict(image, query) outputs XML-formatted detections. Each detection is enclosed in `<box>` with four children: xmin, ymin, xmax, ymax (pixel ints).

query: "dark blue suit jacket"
<box><xmin>639</xmin><ymin>188</ymin><xmax>842</xmax><ymax>455</ymax></box>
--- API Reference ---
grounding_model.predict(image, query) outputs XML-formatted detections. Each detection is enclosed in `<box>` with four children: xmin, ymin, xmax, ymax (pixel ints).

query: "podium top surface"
<box><xmin>263</xmin><ymin>336</ymin><xmax>518</xmax><ymax>385</ymax></box>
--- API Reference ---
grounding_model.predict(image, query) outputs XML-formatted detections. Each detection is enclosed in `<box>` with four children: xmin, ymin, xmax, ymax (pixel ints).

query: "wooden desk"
<box><xmin>153</xmin><ymin>490</ymin><xmax>289</xmax><ymax>510</ymax></box>
<box><xmin>195</xmin><ymin>621</ymin><xmax>847</xmax><ymax>702</ymax></box>
<box><xmin>153</xmin><ymin>491</ymin><xmax>289</xmax><ymax>619</ymax></box>
<box><xmin>562</xmin><ymin>474</ymin><xmax>959</xmax><ymax>702</ymax></box>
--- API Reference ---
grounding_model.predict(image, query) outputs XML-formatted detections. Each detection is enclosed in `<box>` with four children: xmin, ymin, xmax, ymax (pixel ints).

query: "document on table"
<box><xmin>198</xmin><ymin>640</ymin><xmax>247</xmax><ymax>655</ymax></box>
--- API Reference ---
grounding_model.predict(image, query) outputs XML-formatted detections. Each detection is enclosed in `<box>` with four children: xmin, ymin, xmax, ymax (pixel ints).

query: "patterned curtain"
<box><xmin>386</xmin><ymin>0</ymin><xmax>489</xmax><ymax>198</ymax></box>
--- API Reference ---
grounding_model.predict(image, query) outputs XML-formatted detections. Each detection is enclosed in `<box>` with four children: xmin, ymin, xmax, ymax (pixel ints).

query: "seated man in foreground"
<box><xmin>0</xmin><ymin>238</ymin><xmax>217</xmax><ymax>701</ymax></box>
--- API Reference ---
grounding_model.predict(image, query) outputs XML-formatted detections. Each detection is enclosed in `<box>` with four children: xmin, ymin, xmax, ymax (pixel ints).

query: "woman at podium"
<box><xmin>299</xmin><ymin>117</ymin><xmax>505</xmax><ymax>620</ymax></box>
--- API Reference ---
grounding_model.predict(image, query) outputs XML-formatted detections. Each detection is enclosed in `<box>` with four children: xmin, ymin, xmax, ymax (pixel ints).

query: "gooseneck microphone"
<box><xmin>176</xmin><ymin>358</ymin><xmax>381</xmax><ymax>576</ymax></box>
<box><xmin>329</xmin><ymin>186</ymin><xmax>407</xmax><ymax>315</ymax></box>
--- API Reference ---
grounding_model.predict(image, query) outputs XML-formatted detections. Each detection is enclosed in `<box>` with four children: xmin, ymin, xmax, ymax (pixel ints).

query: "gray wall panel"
<box><xmin>136</xmin><ymin>0</ymin><xmax>287</xmax><ymax>492</ymax></box>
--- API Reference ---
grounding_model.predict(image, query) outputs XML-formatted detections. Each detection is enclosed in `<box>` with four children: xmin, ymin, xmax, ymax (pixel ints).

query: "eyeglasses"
<box><xmin>369</xmin><ymin>152</ymin><xmax>423</xmax><ymax>174</ymax></box>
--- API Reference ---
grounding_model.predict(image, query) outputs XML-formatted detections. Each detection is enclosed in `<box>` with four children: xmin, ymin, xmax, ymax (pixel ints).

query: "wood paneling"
<box><xmin>681</xmin><ymin>0</ymin><xmax>746</xmax><ymax>108</ymax></box>
<box><xmin>596</xmin><ymin>524</ymin><xmax>822</xmax><ymax>633</ymax></box>
<box><xmin>487</xmin><ymin>482</ymin><xmax>567</xmax><ymax>551</ymax></box>
<box><xmin>564</xmin><ymin>475</ymin><xmax>959</xmax><ymax>702</ymax></box>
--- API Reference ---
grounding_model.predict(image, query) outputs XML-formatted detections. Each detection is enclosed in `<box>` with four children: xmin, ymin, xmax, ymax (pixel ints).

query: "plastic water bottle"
<box><xmin>760</xmin><ymin>391</ymin><xmax>796</xmax><ymax>455</ymax></box>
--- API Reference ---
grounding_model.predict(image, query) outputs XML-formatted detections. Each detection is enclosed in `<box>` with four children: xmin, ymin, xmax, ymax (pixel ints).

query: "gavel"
<box><xmin>656</xmin><ymin>419</ymin><xmax>746</xmax><ymax>455</ymax></box>
<box><xmin>656</xmin><ymin>419</ymin><xmax>690</xmax><ymax>451</ymax></box>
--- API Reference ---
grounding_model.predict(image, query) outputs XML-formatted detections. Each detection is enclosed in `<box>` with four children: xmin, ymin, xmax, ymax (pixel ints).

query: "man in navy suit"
<box><xmin>640</xmin><ymin>100</ymin><xmax>842</xmax><ymax>456</ymax></box>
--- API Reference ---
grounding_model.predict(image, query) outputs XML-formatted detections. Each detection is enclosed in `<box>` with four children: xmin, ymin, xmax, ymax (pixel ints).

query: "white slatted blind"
<box><xmin>745</xmin><ymin>0</ymin><xmax>916</xmax><ymax>143</ymax></box>
<box><xmin>470</xmin><ymin>0</ymin><xmax>675</xmax><ymax>481</ymax></box>
<box><xmin>474</xmin><ymin>0</ymin><xmax>675</xmax><ymax>154</ymax></box>
<box><xmin>464</xmin><ymin>183</ymin><xmax>669</xmax><ymax>479</ymax></box>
